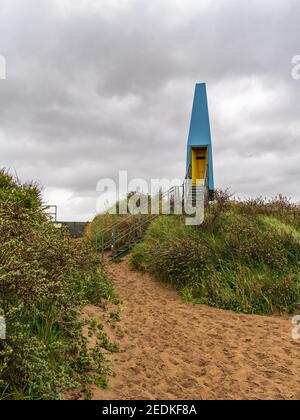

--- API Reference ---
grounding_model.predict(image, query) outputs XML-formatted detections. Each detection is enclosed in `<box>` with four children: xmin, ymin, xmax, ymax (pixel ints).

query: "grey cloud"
<box><xmin>0</xmin><ymin>0</ymin><xmax>299</xmax><ymax>220</ymax></box>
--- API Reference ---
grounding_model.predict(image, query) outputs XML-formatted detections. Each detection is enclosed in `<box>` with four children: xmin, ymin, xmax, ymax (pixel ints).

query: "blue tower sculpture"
<box><xmin>185</xmin><ymin>83</ymin><xmax>214</xmax><ymax>198</ymax></box>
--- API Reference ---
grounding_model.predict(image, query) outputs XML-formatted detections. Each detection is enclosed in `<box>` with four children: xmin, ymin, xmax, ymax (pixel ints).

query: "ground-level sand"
<box><xmin>89</xmin><ymin>258</ymin><xmax>300</xmax><ymax>400</ymax></box>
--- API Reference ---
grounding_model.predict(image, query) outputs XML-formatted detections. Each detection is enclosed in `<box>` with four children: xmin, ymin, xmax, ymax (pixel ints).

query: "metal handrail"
<box><xmin>96</xmin><ymin>185</ymin><xmax>182</xmax><ymax>238</ymax></box>
<box><xmin>99</xmin><ymin>214</ymin><xmax>154</xmax><ymax>251</ymax></box>
<box><xmin>95</xmin><ymin>185</ymin><xmax>184</xmax><ymax>253</ymax></box>
<box><xmin>42</xmin><ymin>204</ymin><xmax>58</xmax><ymax>222</ymax></box>
<box><xmin>96</xmin><ymin>172</ymin><xmax>210</xmax><ymax>255</ymax></box>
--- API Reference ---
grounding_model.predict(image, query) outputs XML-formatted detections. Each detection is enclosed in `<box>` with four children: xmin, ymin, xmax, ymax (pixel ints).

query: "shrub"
<box><xmin>0</xmin><ymin>170</ymin><xmax>116</xmax><ymax>399</ymax></box>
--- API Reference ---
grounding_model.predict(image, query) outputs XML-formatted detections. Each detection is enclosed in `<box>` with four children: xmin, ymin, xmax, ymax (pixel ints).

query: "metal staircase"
<box><xmin>95</xmin><ymin>185</ymin><xmax>184</xmax><ymax>259</ymax></box>
<box><xmin>185</xmin><ymin>162</ymin><xmax>209</xmax><ymax>207</ymax></box>
<box><xmin>187</xmin><ymin>185</ymin><xmax>205</xmax><ymax>206</ymax></box>
<box><xmin>95</xmin><ymin>174</ymin><xmax>209</xmax><ymax>259</ymax></box>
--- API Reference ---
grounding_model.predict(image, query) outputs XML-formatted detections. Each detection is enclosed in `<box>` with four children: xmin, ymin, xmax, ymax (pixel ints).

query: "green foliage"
<box><xmin>0</xmin><ymin>171</ymin><xmax>116</xmax><ymax>399</ymax></box>
<box><xmin>130</xmin><ymin>193</ymin><xmax>300</xmax><ymax>315</ymax></box>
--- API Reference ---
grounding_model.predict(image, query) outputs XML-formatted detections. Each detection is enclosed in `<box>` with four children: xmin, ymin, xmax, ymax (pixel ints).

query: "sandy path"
<box><xmin>91</xmin><ymin>258</ymin><xmax>300</xmax><ymax>400</ymax></box>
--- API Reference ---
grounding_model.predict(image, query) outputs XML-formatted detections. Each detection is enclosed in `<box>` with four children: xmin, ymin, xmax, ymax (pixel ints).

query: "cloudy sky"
<box><xmin>0</xmin><ymin>0</ymin><xmax>299</xmax><ymax>220</ymax></box>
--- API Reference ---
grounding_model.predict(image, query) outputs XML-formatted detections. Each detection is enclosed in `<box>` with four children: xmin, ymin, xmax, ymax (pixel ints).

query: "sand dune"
<box><xmin>90</xmin><ymin>258</ymin><xmax>300</xmax><ymax>400</ymax></box>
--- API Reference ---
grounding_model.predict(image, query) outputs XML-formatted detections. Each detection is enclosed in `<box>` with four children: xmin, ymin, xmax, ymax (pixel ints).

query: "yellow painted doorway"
<box><xmin>191</xmin><ymin>147</ymin><xmax>208</xmax><ymax>185</ymax></box>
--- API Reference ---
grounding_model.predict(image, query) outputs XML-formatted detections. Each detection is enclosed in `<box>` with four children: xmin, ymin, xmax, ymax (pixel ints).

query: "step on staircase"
<box><xmin>185</xmin><ymin>185</ymin><xmax>206</xmax><ymax>211</ymax></box>
<box><xmin>111</xmin><ymin>241</ymin><xmax>139</xmax><ymax>259</ymax></box>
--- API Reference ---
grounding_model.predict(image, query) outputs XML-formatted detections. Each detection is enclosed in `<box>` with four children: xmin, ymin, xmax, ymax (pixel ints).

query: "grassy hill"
<box><xmin>129</xmin><ymin>192</ymin><xmax>300</xmax><ymax>315</ymax></box>
<box><xmin>0</xmin><ymin>171</ymin><xmax>117</xmax><ymax>400</ymax></box>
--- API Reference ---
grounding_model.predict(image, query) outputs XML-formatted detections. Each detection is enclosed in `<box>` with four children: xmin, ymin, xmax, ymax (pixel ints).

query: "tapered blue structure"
<box><xmin>186</xmin><ymin>83</ymin><xmax>214</xmax><ymax>195</ymax></box>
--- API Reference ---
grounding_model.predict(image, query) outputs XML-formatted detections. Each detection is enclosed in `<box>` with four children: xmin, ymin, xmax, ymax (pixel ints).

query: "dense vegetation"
<box><xmin>130</xmin><ymin>191</ymin><xmax>300</xmax><ymax>314</ymax></box>
<box><xmin>0</xmin><ymin>171</ymin><xmax>117</xmax><ymax>400</ymax></box>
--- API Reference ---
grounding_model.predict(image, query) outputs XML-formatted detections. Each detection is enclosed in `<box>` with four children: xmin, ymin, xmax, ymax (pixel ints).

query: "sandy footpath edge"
<box><xmin>88</xmin><ymin>258</ymin><xmax>300</xmax><ymax>400</ymax></box>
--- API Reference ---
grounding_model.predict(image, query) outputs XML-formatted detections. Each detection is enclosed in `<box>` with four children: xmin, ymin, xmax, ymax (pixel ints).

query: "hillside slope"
<box><xmin>130</xmin><ymin>194</ymin><xmax>300</xmax><ymax>315</ymax></box>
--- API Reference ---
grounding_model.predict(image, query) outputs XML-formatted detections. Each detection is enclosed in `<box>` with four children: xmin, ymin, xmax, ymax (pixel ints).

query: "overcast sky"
<box><xmin>0</xmin><ymin>0</ymin><xmax>299</xmax><ymax>221</ymax></box>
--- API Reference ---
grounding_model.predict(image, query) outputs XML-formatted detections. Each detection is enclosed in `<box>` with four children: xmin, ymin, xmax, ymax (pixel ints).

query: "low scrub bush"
<box><xmin>0</xmin><ymin>171</ymin><xmax>117</xmax><ymax>399</ymax></box>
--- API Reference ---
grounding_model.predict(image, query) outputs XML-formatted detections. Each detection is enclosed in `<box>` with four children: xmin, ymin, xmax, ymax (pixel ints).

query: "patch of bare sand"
<box><xmin>90</xmin><ymin>258</ymin><xmax>300</xmax><ymax>400</ymax></box>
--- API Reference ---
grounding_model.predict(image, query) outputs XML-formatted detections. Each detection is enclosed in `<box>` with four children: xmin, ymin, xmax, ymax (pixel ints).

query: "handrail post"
<box><xmin>111</xmin><ymin>228</ymin><xmax>116</xmax><ymax>255</ymax></box>
<box><xmin>132</xmin><ymin>215</ymin><xmax>136</xmax><ymax>241</ymax></box>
